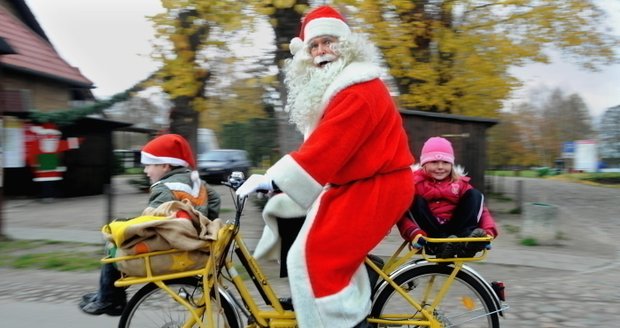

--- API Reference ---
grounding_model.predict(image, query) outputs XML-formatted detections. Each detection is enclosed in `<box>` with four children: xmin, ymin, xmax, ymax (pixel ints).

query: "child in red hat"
<box><xmin>80</xmin><ymin>134</ymin><xmax>221</xmax><ymax>316</ymax></box>
<box><xmin>397</xmin><ymin>136</ymin><xmax>499</xmax><ymax>257</ymax></box>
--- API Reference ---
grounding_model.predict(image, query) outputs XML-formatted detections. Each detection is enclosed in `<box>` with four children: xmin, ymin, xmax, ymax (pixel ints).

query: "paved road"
<box><xmin>1</xmin><ymin>176</ymin><xmax>619</xmax><ymax>327</ymax></box>
<box><xmin>484</xmin><ymin>177</ymin><xmax>620</xmax><ymax>327</ymax></box>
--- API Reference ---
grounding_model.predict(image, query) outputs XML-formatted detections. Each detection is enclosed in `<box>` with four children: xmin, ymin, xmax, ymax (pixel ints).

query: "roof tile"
<box><xmin>0</xmin><ymin>6</ymin><xmax>93</xmax><ymax>87</ymax></box>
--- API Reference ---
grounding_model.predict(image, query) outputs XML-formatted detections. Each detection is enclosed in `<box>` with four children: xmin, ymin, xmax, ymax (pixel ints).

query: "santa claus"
<box><xmin>237</xmin><ymin>6</ymin><xmax>415</xmax><ymax>328</ymax></box>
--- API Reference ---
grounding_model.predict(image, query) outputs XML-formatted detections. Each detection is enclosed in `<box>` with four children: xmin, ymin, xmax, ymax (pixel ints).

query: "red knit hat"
<box><xmin>289</xmin><ymin>6</ymin><xmax>351</xmax><ymax>55</ymax></box>
<box><xmin>141</xmin><ymin>134</ymin><xmax>196</xmax><ymax>168</ymax></box>
<box><xmin>420</xmin><ymin>137</ymin><xmax>455</xmax><ymax>166</ymax></box>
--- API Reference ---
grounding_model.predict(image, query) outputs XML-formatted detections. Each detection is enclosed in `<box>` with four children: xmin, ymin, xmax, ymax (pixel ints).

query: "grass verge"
<box><xmin>0</xmin><ymin>239</ymin><xmax>102</xmax><ymax>272</ymax></box>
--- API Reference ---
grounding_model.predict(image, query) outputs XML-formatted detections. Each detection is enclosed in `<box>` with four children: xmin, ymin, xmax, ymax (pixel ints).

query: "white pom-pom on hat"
<box><xmin>289</xmin><ymin>5</ymin><xmax>351</xmax><ymax>54</ymax></box>
<box><xmin>289</xmin><ymin>37</ymin><xmax>304</xmax><ymax>55</ymax></box>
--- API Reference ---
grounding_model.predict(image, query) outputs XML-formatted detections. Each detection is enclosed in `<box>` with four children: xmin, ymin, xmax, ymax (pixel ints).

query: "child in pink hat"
<box><xmin>397</xmin><ymin>136</ymin><xmax>498</xmax><ymax>257</ymax></box>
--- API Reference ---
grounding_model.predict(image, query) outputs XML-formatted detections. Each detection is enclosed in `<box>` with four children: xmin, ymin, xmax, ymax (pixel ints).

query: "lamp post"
<box><xmin>0</xmin><ymin>37</ymin><xmax>17</xmax><ymax>240</ymax></box>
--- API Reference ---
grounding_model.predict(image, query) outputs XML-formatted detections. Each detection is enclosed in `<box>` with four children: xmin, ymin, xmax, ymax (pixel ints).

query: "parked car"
<box><xmin>197</xmin><ymin>149</ymin><xmax>251</xmax><ymax>184</ymax></box>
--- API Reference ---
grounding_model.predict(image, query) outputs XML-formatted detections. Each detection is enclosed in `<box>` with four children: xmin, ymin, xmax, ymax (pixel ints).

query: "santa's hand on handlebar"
<box><xmin>235</xmin><ymin>174</ymin><xmax>274</xmax><ymax>198</ymax></box>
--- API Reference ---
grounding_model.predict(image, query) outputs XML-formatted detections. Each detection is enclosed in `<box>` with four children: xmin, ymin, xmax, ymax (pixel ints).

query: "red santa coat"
<box><xmin>268</xmin><ymin>62</ymin><xmax>415</xmax><ymax>327</ymax></box>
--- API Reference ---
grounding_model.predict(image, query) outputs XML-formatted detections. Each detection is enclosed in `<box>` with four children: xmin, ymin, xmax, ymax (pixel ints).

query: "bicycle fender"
<box><xmin>218</xmin><ymin>286</ymin><xmax>245</xmax><ymax>326</ymax></box>
<box><xmin>458</xmin><ymin>263</ymin><xmax>505</xmax><ymax>316</ymax></box>
<box><xmin>372</xmin><ymin>261</ymin><xmax>504</xmax><ymax>316</ymax></box>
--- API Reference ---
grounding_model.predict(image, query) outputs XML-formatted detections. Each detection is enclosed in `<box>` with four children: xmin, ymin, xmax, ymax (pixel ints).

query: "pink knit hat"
<box><xmin>420</xmin><ymin>137</ymin><xmax>455</xmax><ymax>166</ymax></box>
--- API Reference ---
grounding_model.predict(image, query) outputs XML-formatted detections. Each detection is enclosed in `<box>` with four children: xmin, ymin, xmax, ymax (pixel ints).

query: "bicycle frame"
<box><xmin>369</xmin><ymin>238</ymin><xmax>504</xmax><ymax>327</ymax></box>
<box><xmin>224</xmin><ymin>227</ymin><xmax>297</xmax><ymax>327</ymax></box>
<box><xmin>219</xmin><ymin>222</ymin><xmax>497</xmax><ymax>328</ymax></box>
<box><xmin>103</xmin><ymin>225</ymin><xmax>234</xmax><ymax>328</ymax></box>
<box><xmin>103</xmin><ymin>182</ymin><xmax>503</xmax><ymax>328</ymax></box>
<box><xmin>373</xmin><ymin>237</ymin><xmax>497</xmax><ymax>327</ymax></box>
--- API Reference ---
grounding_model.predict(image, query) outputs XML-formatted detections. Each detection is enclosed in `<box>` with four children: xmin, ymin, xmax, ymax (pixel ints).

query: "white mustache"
<box><xmin>313</xmin><ymin>54</ymin><xmax>338</xmax><ymax>65</ymax></box>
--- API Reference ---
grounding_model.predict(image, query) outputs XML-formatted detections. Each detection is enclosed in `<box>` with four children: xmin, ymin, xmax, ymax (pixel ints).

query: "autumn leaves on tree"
<box><xmin>143</xmin><ymin>0</ymin><xmax>616</xmax><ymax>160</ymax></box>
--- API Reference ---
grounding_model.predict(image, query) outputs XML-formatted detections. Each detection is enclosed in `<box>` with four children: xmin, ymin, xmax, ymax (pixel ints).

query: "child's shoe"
<box><xmin>440</xmin><ymin>235</ymin><xmax>459</xmax><ymax>258</ymax></box>
<box><xmin>80</xmin><ymin>297</ymin><xmax>126</xmax><ymax>316</ymax></box>
<box><xmin>461</xmin><ymin>228</ymin><xmax>489</xmax><ymax>257</ymax></box>
<box><xmin>79</xmin><ymin>292</ymin><xmax>98</xmax><ymax>308</ymax></box>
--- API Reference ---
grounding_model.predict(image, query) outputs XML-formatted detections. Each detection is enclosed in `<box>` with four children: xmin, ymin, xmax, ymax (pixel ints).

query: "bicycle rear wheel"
<box><xmin>118</xmin><ymin>277</ymin><xmax>240</xmax><ymax>328</ymax></box>
<box><xmin>371</xmin><ymin>264</ymin><xmax>500</xmax><ymax>328</ymax></box>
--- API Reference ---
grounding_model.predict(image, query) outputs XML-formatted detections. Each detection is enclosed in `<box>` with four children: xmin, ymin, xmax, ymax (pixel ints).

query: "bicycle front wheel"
<box><xmin>118</xmin><ymin>277</ymin><xmax>240</xmax><ymax>328</ymax></box>
<box><xmin>371</xmin><ymin>264</ymin><xmax>500</xmax><ymax>328</ymax></box>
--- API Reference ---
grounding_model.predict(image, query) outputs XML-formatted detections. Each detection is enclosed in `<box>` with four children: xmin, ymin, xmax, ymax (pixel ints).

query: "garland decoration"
<box><xmin>28</xmin><ymin>91</ymin><xmax>132</xmax><ymax>126</ymax></box>
<box><xmin>27</xmin><ymin>73</ymin><xmax>156</xmax><ymax>126</ymax></box>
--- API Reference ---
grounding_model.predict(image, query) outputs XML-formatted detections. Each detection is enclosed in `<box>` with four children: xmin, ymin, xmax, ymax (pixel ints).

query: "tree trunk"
<box><xmin>169</xmin><ymin>96</ymin><xmax>199</xmax><ymax>160</ymax></box>
<box><xmin>269</xmin><ymin>2</ymin><xmax>308</xmax><ymax>155</ymax></box>
<box><xmin>166</xmin><ymin>9</ymin><xmax>210</xmax><ymax>159</ymax></box>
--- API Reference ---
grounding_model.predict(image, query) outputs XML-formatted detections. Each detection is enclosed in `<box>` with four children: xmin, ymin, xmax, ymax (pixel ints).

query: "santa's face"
<box><xmin>308</xmin><ymin>36</ymin><xmax>340</xmax><ymax>67</ymax></box>
<box><xmin>283</xmin><ymin>35</ymin><xmax>350</xmax><ymax>134</ymax></box>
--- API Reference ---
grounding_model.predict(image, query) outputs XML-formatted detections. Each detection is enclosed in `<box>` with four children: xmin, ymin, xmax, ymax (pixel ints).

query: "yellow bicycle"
<box><xmin>103</xmin><ymin>173</ymin><xmax>507</xmax><ymax>327</ymax></box>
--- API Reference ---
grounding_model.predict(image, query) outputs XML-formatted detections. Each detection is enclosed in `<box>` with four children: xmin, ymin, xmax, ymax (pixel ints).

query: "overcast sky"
<box><xmin>25</xmin><ymin>0</ymin><xmax>620</xmax><ymax>119</ymax></box>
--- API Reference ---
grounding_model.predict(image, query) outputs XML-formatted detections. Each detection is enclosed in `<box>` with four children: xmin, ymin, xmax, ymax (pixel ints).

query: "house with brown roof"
<box><xmin>1</xmin><ymin>0</ymin><xmax>133</xmax><ymax>198</ymax></box>
<box><xmin>0</xmin><ymin>0</ymin><xmax>94</xmax><ymax>110</ymax></box>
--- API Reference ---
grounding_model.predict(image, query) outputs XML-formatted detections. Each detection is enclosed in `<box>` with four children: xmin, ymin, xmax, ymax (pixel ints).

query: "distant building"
<box><xmin>400</xmin><ymin>110</ymin><xmax>498</xmax><ymax>192</ymax></box>
<box><xmin>274</xmin><ymin>108</ymin><xmax>498</xmax><ymax>192</ymax></box>
<box><xmin>598</xmin><ymin>105</ymin><xmax>620</xmax><ymax>168</ymax></box>
<box><xmin>573</xmin><ymin>140</ymin><xmax>598</xmax><ymax>173</ymax></box>
<box><xmin>0</xmin><ymin>0</ymin><xmax>94</xmax><ymax>109</ymax></box>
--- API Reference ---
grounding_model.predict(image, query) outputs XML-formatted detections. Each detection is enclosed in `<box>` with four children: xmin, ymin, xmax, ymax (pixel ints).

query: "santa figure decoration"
<box><xmin>24</xmin><ymin>122</ymin><xmax>80</xmax><ymax>197</ymax></box>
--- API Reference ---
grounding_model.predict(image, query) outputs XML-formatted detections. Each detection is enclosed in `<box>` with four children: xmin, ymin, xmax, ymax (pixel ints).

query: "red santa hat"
<box><xmin>141</xmin><ymin>134</ymin><xmax>196</xmax><ymax>168</ymax></box>
<box><xmin>289</xmin><ymin>5</ymin><xmax>351</xmax><ymax>55</ymax></box>
<box><xmin>420</xmin><ymin>137</ymin><xmax>455</xmax><ymax>166</ymax></box>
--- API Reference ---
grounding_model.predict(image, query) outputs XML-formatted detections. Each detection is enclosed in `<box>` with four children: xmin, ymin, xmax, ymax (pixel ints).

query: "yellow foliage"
<box><xmin>148</xmin><ymin>0</ymin><xmax>254</xmax><ymax>115</ymax></box>
<box><xmin>337</xmin><ymin>0</ymin><xmax>617</xmax><ymax>118</ymax></box>
<box><xmin>273</xmin><ymin>0</ymin><xmax>296</xmax><ymax>8</ymax></box>
<box><xmin>146</xmin><ymin>0</ymin><xmax>617</xmax><ymax>125</ymax></box>
<box><xmin>199</xmin><ymin>78</ymin><xmax>268</xmax><ymax>132</ymax></box>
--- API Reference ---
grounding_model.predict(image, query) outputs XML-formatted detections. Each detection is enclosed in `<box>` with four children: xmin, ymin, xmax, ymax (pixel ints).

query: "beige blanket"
<box><xmin>102</xmin><ymin>200</ymin><xmax>223</xmax><ymax>276</ymax></box>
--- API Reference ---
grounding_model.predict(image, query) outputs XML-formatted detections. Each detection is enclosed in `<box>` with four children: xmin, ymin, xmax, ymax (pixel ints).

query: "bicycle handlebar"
<box><xmin>222</xmin><ymin>171</ymin><xmax>246</xmax><ymax>190</ymax></box>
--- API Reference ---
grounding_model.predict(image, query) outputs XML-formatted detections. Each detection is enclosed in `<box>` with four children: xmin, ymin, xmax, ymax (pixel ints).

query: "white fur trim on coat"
<box><xmin>304</xmin><ymin>62</ymin><xmax>383</xmax><ymax>137</ymax></box>
<box><xmin>253</xmin><ymin>193</ymin><xmax>307</xmax><ymax>260</ymax></box>
<box><xmin>322</xmin><ymin>62</ymin><xmax>382</xmax><ymax>104</ymax></box>
<box><xmin>267</xmin><ymin>155</ymin><xmax>323</xmax><ymax>209</ymax></box>
<box><xmin>287</xmin><ymin>194</ymin><xmax>371</xmax><ymax>327</ymax></box>
<box><xmin>315</xmin><ymin>265</ymin><xmax>371</xmax><ymax>326</ymax></box>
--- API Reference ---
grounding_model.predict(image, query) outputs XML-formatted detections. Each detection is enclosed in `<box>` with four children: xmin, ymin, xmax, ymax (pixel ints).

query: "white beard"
<box><xmin>283</xmin><ymin>55</ymin><xmax>347</xmax><ymax>134</ymax></box>
<box><xmin>283</xmin><ymin>33</ymin><xmax>383</xmax><ymax>134</ymax></box>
